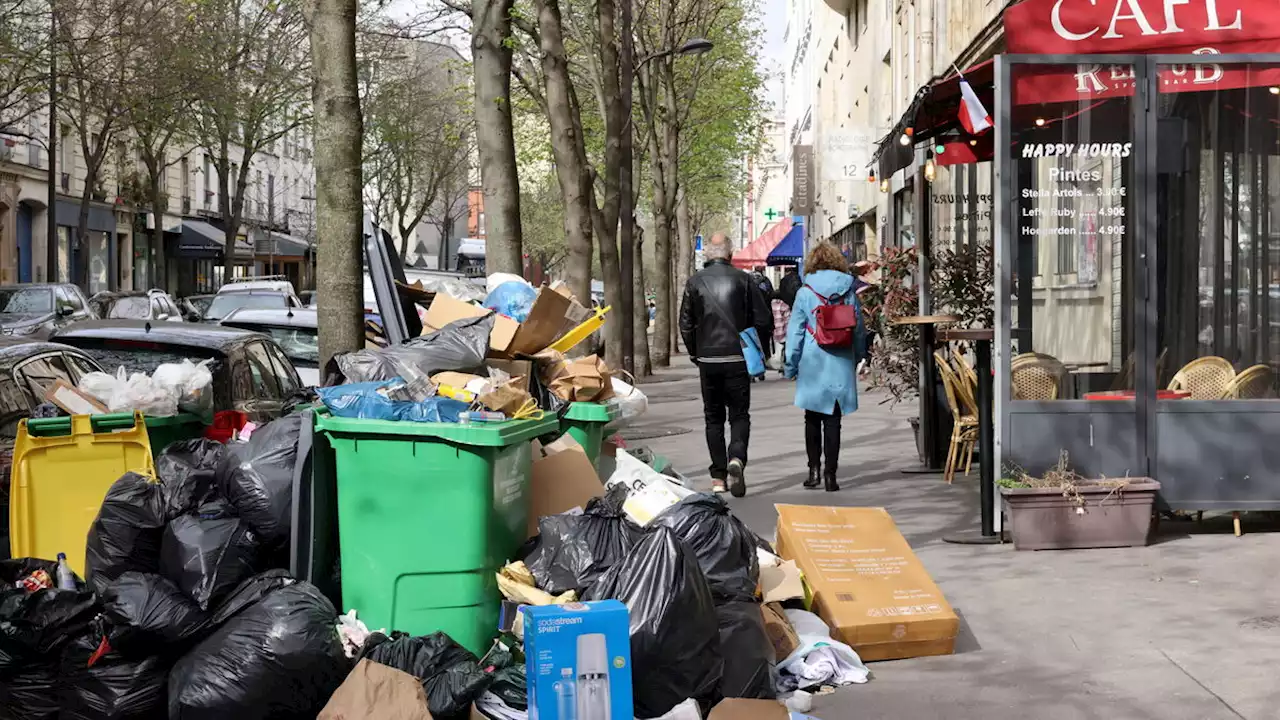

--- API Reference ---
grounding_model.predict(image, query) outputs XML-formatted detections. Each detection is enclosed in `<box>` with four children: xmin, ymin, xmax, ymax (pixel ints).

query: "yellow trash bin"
<box><xmin>9</xmin><ymin>412</ymin><xmax>155</xmax><ymax>575</ymax></box>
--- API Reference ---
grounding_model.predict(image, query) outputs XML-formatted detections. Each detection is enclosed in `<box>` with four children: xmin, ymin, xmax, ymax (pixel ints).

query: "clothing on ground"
<box><xmin>784</xmin><ymin>269</ymin><xmax>865</xmax><ymax>415</ymax></box>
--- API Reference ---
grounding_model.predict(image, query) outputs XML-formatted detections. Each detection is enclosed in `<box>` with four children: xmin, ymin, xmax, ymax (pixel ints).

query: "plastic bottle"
<box><xmin>575</xmin><ymin>633</ymin><xmax>611</xmax><ymax>720</ymax></box>
<box><xmin>554</xmin><ymin>667</ymin><xmax>577</xmax><ymax>720</ymax></box>
<box><xmin>55</xmin><ymin>553</ymin><xmax>75</xmax><ymax>590</ymax></box>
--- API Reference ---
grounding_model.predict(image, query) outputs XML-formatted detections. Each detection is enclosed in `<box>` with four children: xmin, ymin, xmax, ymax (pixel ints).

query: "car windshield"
<box><xmin>0</xmin><ymin>288</ymin><xmax>53</xmax><ymax>315</ymax></box>
<box><xmin>61</xmin><ymin>338</ymin><xmax>222</xmax><ymax>375</ymax></box>
<box><xmin>107</xmin><ymin>296</ymin><xmax>152</xmax><ymax>319</ymax></box>
<box><xmin>205</xmin><ymin>293</ymin><xmax>287</xmax><ymax>320</ymax></box>
<box><xmin>232</xmin><ymin>325</ymin><xmax>318</xmax><ymax>365</ymax></box>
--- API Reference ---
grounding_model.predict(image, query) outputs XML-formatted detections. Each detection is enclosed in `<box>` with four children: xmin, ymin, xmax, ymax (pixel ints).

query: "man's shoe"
<box><xmin>727</xmin><ymin>458</ymin><xmax>747</xmax><ymax>498</ymax></box>
<box><xmin>803</xmin><ymin>466</ymin><xmax>822</xmax><ymax>489</ymax></box>
<box><xmin>824</xmin><ymin>471</ymin><xmax>840</xmax><ymax>492</ymax></box>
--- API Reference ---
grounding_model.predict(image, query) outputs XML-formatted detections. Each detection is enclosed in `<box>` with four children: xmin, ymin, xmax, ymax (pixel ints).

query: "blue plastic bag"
<box><xmin>483</xmin><ymin>281</ymin><xmax>538</xmax><ymax>322</ymax></box>
<box><xmin>317</xmin><ymin>381</ymin><xmax>468</xmax><ymax>423</ymax></box>
<box><xmin>740</xmin><ymin>327</ymin><xmax>765</xmax><ymax>378</ymax></box>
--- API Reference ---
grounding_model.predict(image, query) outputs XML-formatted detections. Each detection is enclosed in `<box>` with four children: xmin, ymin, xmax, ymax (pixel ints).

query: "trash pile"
<box><xmin>40</xmin><ymin>360</ymin><xmax>214</xmax><ymax>418</ymax></box>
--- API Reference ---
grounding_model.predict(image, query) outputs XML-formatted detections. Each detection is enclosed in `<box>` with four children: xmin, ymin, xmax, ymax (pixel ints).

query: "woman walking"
<box><xmin>784</xmin><ymin>243</ymin><xmax>865</xmax><ymax>491</ymax></box>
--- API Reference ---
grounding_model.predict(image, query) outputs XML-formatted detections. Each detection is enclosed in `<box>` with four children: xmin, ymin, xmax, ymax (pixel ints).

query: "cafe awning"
<box><xmin>255</xmin><ymin>230</ymin><xmax>312</xmax><ymax>258</ymax></box>
<box><xmin>766</xmin><ymin>224</ymin><xmax>805</xmax><ymax>266</ymax></box>
<box><xmin>732</xmin><ymin>219</ymin><xmax>792</xmax><ymax>269</ymax></box>
<box><xmin>872</xmin><ymin>59</ymin><xmax>996</xmax><ymax>179</ymax></box>
<box><xmin>178</xmin><ymin>220</ymin><xmax>254</xmax><ymax>259</ymax></box>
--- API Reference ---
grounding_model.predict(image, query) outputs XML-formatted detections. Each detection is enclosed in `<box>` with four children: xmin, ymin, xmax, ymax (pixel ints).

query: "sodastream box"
<box><xmin>522</xmin><ymin>601</ymin><xmax>633</xmax><ymax>720</ymax></box>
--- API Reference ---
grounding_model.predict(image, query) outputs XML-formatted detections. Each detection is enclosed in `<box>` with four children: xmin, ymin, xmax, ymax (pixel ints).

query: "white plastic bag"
<box><xmin>606</xmin><ymin>376</ymin><xmax>648</xmax><ymax>429</ymax></box>
<box><xmin>119</xmin><ymin>371</ymin><xmax>178</xmax><ymax>416</ymax></box>
<box><xmin>78</xmin><ymin>371</ymin><xmax>119</xmax><ymax>406</ymax></box>
<box><xmin>605</xmin><ymin>450</ymin><xmax>695</xmax><ymax>526</ymax></box>
<box><xmin>153</xmin><ymin>359</ymin><xmax>214</xmax><ymax>415</ymax></box>
<box><xmin>485</xmin><ymin>272</ymin><xmax>531</xmax><ymax>295</ymax></box>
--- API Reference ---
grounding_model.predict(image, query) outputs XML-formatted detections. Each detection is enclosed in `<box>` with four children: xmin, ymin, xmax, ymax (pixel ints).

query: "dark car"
<box><xmin>0</xmin><ymin>284</ymin><xmax>96</xmax><ymax>340</ymax></box>
<box><xmin>178</xmin><ymin>294</ymin><xmax>216</xmax><ymax>322</ymax></box>
<box><xmin>51</xmin><ymin>320</ymin><xmax>304</xmax><ymax>423</ymax></box>
<box><xmin>219</xmin><ymin>308</ymin><xmax>320</xmax><ymax>386</ymax></box>
<box><xmin>0</xmin><ymin>339</ymin><xmax>106</xmax><ymax>556</ymax></box>
<box><xmin>88</xmin><ymin>289</ymin><xmax>186</xmax><ymax>323</ymax></box>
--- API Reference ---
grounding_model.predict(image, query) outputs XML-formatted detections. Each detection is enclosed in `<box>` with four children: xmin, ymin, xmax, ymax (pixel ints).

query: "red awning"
<box><xmin>733</xmin><ymin>219</ymin><xmax>792</xmax><ymax>269</ymax></box>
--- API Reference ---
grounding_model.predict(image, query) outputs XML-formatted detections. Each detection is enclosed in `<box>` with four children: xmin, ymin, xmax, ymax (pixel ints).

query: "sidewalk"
<box><xmin>625</xmin><ymin>356</ymin><xmax>1280</xmax><ymax>720</ymax></box>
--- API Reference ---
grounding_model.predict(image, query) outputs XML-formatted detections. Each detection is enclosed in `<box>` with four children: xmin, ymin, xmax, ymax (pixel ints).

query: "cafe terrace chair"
<box><xmin>952</xmin><ymin>351</ymin><xmax>979</xmax><ymax>394</ymax></box>
<box><xmin>935</xmin><ymin>351</ymin><xmax>979</xmax><ymax>485</ymax></box>
<box><xmin>1167</xmin><ymin>357</ymin><xmax>1236</xmax><ymax>400</ymax></box>
<box><xmin>1011</xmin><ymin>353</ymin><xmax>1067</xmax><ymax>400</ymax></box>
<box><xmin>1226</xmin><ymin>364</ymin><xmax>1274</xmax><ymax>399</ymax></box>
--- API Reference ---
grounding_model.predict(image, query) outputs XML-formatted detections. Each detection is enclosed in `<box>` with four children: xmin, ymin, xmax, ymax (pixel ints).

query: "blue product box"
<box><xmin>523</xmin><ymin>600</ymin><xmax>634</xmax><ymax>720</ymax></box>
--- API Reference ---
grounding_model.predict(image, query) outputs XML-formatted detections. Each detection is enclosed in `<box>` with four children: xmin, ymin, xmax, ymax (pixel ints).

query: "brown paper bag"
<box><xmin>318</xmin><ymin>659</ymin><xmax>433</xmax><ymax>720</ymax></box>
<box><xmin>479</xmin><ymin>381</ymin><xmax>534</xmax><ymax>416</ymax></box>
<box><xmin>548</xmin><ymin>354</ymin><xmax>615</xmax><ymax>403</ymax></box>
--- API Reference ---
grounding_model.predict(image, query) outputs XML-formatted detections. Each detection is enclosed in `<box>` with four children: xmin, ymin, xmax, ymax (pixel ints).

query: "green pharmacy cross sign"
<box><xmin>764</xmin><ymin>208</ymin><xmax>780</xmax><ymax>221</ymax></box>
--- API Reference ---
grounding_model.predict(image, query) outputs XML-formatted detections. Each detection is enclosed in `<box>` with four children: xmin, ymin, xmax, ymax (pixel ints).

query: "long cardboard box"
<box><xmin>774</xmin><ymin>504</ymin><xmax>959</xmax><ymax>662</ymax></box>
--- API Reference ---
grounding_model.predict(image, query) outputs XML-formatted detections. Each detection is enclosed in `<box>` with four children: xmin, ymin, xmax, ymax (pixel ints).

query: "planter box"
<box><xmin>1001</xmin><ymin>480</ymin><xmax>1160</xmax><ymax>550</ymax></box>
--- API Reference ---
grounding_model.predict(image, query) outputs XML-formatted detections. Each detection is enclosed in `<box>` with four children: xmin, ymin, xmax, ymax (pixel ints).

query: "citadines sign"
<box><xmin>1004</xmin><ymin>0</ymin><xmax>1280</xmax><ymax>54</ymax></box>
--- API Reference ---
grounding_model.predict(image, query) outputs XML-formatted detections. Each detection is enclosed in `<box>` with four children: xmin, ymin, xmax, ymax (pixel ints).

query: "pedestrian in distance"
<box><xmin>785</xmin><ymin>242</ymin><xmax>866</xmax><ymax>492</ymax></box>
<box><xmin>679</xmin><ymin>233</ymin><xmax>773</xmax><ymax>497</ymax></box>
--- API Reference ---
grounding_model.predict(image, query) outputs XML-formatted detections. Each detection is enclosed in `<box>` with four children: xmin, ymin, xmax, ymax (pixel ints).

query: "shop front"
<box><xmin>995</xmin><ymin>0</ymin><xmax>1280</xmax><ymax>514</ymax></box>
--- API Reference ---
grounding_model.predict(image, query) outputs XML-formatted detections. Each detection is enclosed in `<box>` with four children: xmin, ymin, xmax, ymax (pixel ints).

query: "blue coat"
<box><xmin>784</xmin><ymin>269</ymin><xmax>864</xmax><ymax>415</ymax></box>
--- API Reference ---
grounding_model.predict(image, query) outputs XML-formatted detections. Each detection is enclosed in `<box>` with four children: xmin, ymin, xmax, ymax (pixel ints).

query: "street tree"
<box><xmin>363</xmin><ymin>40</ymin><xmax>473</xmax><ymax>267</ymax></box>
<box><xmin>0</xmin><ymin>0</ymin><xmax>48</xmax><ymax>136</ymax></box>
<box><xmin>188</xmin><ymin>0</ymin><xmax>311</xmax><ymax>271</ymax></box>
<box><xmin>306</xmin><ymin>0</ymin><xmax>364</xmax><ymax>365</ymax></box>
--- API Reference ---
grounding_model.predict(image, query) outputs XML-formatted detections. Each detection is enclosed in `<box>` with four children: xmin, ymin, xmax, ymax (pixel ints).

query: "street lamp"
<box><xmin>637</xmin><ymin>38</ymin><xmax>715</xmax><ymax>68</ymax></box>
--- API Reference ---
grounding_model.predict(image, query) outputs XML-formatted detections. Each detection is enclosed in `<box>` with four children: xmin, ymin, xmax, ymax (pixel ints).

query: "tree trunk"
<box><xmin>307</xmin><ymin>0</ymin><xmax>364</xmax><ymax>368</ymax></box>
<box><xmin>674</xmin><ymin>185</ymin><xmax>693</xmax><ymax>354</ymax></box>
<box><xmin>472</xmin><ymin>0</ymin><xmax>522</xmax><ymax>275</ymax></box>
<box><xmin>617</xmin><ymin>0</ymin><xmax>635</xmax><ymax>375</ymax></box>
<box><xmin>632</xmin><ymin>220</ymin><xmax>650</xmax><ymax>376</ymax></box>
<box><xmin>74</xmin><ymin>182</ymin><xmax>92</xmax><ymax>291</ymax></box>
<box><xmin>533</xmin><ymin>0</ymin><xmax>592</xmax><ymax>303</ymax></box>
<box><xmin>150</xmin><ymin>178</ymin><xmax>167</xmax><ymax>291</ymax></box>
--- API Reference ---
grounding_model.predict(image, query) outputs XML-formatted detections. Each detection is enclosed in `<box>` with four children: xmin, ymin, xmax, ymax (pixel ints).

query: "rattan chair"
<box><xmin>952</xmin><ymin>352</ymin><xmax>979</xmax><ymax>396</ymax></box>
<box><xmin>1226</xmin><ymin>364</ymin><xmax>1274</xmax><ymax>399</ymax></box>
<box><xmin>1011</xmin><ymin>353</ymin><xmax>1067</xmax><ymax>400</ymax></box>
<box><xmin>1167</xmin><ymin>357</ymin><xmax>1236</xmax><ymax>400</ymax></box>
<box><xmin>935</xmin><ymin>351</ymin><xmax>979</xmax><ymax>484</ymax></box>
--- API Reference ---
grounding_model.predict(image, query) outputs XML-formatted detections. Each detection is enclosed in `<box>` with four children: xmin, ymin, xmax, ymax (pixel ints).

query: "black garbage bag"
<box><xmin>337</xmin><ymin>315</ymin><xmax>493</xmax><ymax>383</ymax></box>
<box><xmin>0</xmin><ymin>660</ymin><xmax>59</xmax><ymax>720</ymax></box>
<box><xmin>101</xmin><ymin>572</ymin><xmax>208</xmax><ymax>658</ymax></box>
<box><xmin>159</xmin><ymin>500</ymin><xmax>260</xmax><ymax>611</ymax></box>
<box><xmin>584</xmin><ymin>528</ymin><xmax>723</xmax><ymax>718</ymax></box>
<box><xmin>168</xmin><ymin>580</ymin><xmax>347</xmax><ymax>720</ymax></box>
<box><xmin>366</xmin><ymin>632</ymin><xmax>493</xmax><ymax>718</ymax></box>
<box><xmin>479</xmin><ymin>642</ymin><xmax>526</xmax><ymax>711</ymax></box>
<box><xmin>0</xmin><ymin>558</ymin><xmax>98</xmax><ymax>670</ymax></box>
<box><xmin>216</xmin><ymin>415</ymin><xmax>302</xmax><ymax>545</ymax></box>
<box><xmin>649</xmin><ymin>494</ymin><xmax>760</xmax><ymax>603</ymax></box>
<box><xmin>86</xmin><ymin>472</ymin><xmax>169</xmax><ymax>593</ymax></box>
<box><xmin>715</xmin><ymin>601</ymin><xmax>775</xmax><ymax>700</ymax></box>
<box><xmin>60</xmin><ymin>618</ymin><xmax>168</xmax><ymax>720</ymax></box>
<box><xmin>156</xmin><ymin>439</ymin><xmax>227</xmax><ymax>519</ymax></box>
<box><xmin>522</xmin><ymin>484</ymin><xmax>643</xmax><ymax>595</ymax></box>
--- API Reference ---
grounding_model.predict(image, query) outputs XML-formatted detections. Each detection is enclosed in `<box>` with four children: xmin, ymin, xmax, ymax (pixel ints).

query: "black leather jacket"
<box><xmin>678</xmin><ymin>259</ymin><xmax>772</xmax><ymax>364</ymax></box>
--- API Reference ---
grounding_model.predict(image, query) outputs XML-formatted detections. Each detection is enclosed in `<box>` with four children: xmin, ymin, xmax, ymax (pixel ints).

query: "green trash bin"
<box><xmin>559</xmin><ymin>402</ymin><xmax>618</xmax><ymax>465</ymax></box>
<box><xmin>25</xmin><ymin>412</ymin><xmax>205</xmax><ymax>460</ymax></box>
<box><xmin>314</xmin><ymin>413</ymin><xmax>559</xmax><ymax>655</ymax></box>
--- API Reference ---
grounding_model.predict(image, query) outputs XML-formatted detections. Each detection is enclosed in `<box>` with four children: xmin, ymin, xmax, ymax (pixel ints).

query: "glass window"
<box><xmin>204</xmin><ymin>293</ymin><xmax>289</xmax><ymax>321</ymax></box>
<box><xmin>107</xmin><ymin>296</ymin><xmax>153</xmax><ymax>319</ymax></box>
<box><xmin>1155</xmin><ymin>63</ymin><xmax>1280</xmax><ymax>400</ymax></box>
<box><xmin>63</xmin><ymin>352</ymin><xmax>101</xmax><ymax>380</ymax></box>
<box><xmin>1010</xmin><ymin>63</ymin><xmax>1136</xmax><ymax>400</ymax></box>
<box><xmin>244</xmin><ymin>342</ymin><xmax>280</xmax><ymax>399</ymax></box>
<box><xmin>0</xmin><ymin>287</ymin><xmax>54</xmax><ymax>315</ymax></box>
<box><xmin>62</xmin><ymin>338</ymin><xmax>220</xmax><ymax>375</ymax></box>
<box><xmin>64</xmin><ymin>288</ymin><xmax>84</xmax><ymax>311</ymax></box>
<box><xmin>263</xmin><ymin>342</ymin><xmax>301</xmax><ymax>396</ymax></box>
<box><xmin>14</xmin><ymin>354</ymin><xmax>73</xmax><ymax>406</ymax></box>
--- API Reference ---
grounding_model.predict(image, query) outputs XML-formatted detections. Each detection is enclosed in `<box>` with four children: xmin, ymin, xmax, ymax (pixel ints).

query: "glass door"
<box><xmin>997</xmin><ymin>57</ymin><xmax>1150</xmax><ymax>482</ymax></box>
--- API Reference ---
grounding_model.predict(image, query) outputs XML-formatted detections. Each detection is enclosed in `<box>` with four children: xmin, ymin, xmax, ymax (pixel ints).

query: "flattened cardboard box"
<box><xmin>774</xmin><ymin>504</ymin><xmax>959</xmax><ymax>662</ymax></box>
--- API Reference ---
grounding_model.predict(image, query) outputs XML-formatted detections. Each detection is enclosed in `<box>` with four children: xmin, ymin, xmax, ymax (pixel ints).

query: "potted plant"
<box><xmin>999</xmin><ymin>453</ymin><xmax>1159</xmax><ymax>550</ymax></box>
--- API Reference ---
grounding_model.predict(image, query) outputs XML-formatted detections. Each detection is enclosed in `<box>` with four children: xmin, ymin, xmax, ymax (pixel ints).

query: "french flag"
<box><xmin>958</xmin><ymin>77</ymin><xmax>992</xmax><ymax>135</ymax></box>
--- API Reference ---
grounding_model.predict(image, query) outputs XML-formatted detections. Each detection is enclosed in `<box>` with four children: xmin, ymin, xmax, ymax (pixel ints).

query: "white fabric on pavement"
<box><xmin>775</xmin><ymin>609</ymin><xmax>871</xmax><ymax>691</ymax></box>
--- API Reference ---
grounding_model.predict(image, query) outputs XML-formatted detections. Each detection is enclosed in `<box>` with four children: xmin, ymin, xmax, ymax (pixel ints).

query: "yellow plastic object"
<box><xmin>550</xmin><ymin>305</ymin><xmax>611</xmax><ymax>353</ymax></box>
<box><xmin>9</xmin><ymin>412</ymin><xmax>155</xmax><ymax>576</ymax></box>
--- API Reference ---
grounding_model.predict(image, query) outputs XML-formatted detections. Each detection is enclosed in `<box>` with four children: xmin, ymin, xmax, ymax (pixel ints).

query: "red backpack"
<box><xmin>805</xmin><ymin>284</ymin><xmax>858</xmax><ymax>348</ymax></box>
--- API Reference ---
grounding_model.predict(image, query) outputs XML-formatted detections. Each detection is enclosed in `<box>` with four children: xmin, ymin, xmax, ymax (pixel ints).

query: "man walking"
<box><xmin>678</xmin><ymin>233</ymin><xmax>772</xmax><ymax>497</ymax></box>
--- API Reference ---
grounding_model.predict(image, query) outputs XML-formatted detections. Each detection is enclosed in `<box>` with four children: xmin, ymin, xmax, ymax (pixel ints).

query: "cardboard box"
<box><xmin>760</xmin><ymin>559</ymin><xmax>804</xmax><ymax>604</ymax></box>
<box><xmin>707</xmin><ymin>698</ymin><xmax>789</xmax><ymax>720</ymax></box>
<box><xmin>774</xmin><ymin>504</ymin><xmax>959</xmax><ymax>662</ymax></box>
<box><xmin>527</xmin><ymin>435</ymin><xmax>603</xmax><ymax>538</ymax></box>
<box><xmin>422</xmin><ymin>293</ymin><xmax>518</xmax><ymax>354</ymax></box>
<box><xmin>761</xmin><ymin>601</ymin><xmax>799</xmax><ymax>661</ymax></box>
<box><xmin>484</xmin><ymin>359</ymin><xmax>533</xmax><ymax>391</ymax></box>
<box><xmin>522</xmin><ymin>601</ymin><xmax>633</xmax><ymax>720</ymax></box>
<box><xmin>507</xmin><ymin>287</ymin><xmax>571</xmax><ymax>356</ymax></box>
<box><xmin>319</xmin><ymin>659</ymin><xmax>433</xmax><ymax>720</ymax></box>
<box><xmin>44</xmin><ymin>380</ymin><xmax>108</xmax><ymax>416</ymax></box>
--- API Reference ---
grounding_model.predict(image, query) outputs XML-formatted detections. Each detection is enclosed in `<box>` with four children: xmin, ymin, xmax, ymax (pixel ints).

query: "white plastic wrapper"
<box><xmin>153</xmin><ymin>359</ymin><xmax>214</xmax><ymax>415</ymax></box>
<box><xmin>604</xmin><ymin>450</ymin><xmax>695</xmax><ymax>526</ymax></box>
<box><xmin>78</xmin><ymin>361</ymin><xmax>213</xmax><ymax>417</ymax></box>
<box><xmin>606</xmin><ymin>376</ymin><xmax>648</xmax><ymax>429</ymax></box>
<box><xmin>485</xmin><ymin>272</ymin><xmax>532</xmax><ymax>295</ymax></box>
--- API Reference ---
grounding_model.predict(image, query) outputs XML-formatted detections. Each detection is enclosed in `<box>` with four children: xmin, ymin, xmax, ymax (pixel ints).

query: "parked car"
<box><xmin>88</xmin><ymin>289</ymin><xmax>186</xmax><ymax>323</ymax></box>
<box><xmin>219</xmin><ymin>308</ymin><xmax>320</xmax><ymax>386</ymax></box>
<box><xmin>178</xmin><ymin>294</ymin><xmax>216</xmax><ymax>322</ymax></box>
<box><xmin>203</xmin><ymin>278</ymin><xmax>304</xmax><ymax>322</ymax></box>
<box><xmin>51</xmin><ymin>320</ymin><xmax>305</xmax><ymax>423</ymax></box>
<box><xmin>0</xmin><ymin>284</ymin><xmax>96</xmax><ymax>339</ymax></box>
<box><xmin>0</xmin><ymin>339</ymin><xmax>106</xmax><ymax>558</ymax></box>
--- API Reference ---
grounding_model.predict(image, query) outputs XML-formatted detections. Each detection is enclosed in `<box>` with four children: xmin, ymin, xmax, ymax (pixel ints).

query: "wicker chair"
<box><xmin>935</xmin><ymin>351</ymin><xmax>979</xmax><ymax>484</ymax></box>
<box><xmin>952</xmin><ymin>352</ymin><xmax>979</xmax><ymax>397</ymax></box>
<box><xmin>1011</xmin><ymin>353</ymin><xmax>1067</xmax><ymax>400</ymax></box>
<box><xmin>1226</xmin><ymin>364</ymin><xmax>1274</xmax><ymax>399</ymax></box>
<box><xmin>1167</xmin><ymin>357</ymin><xmax>1236</xmax><ymax>400</ymax></box>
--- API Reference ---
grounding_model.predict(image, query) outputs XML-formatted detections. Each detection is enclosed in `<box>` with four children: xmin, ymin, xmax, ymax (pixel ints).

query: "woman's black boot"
<box><xmin>824</xmin><ymin>471</ymin><xmax>840</xmax><ymax>492</ymax></box>
<box><xmin>804</xmin><ymin>466</ymin><xmax>822</xmax><ymax>489</ymax></box>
